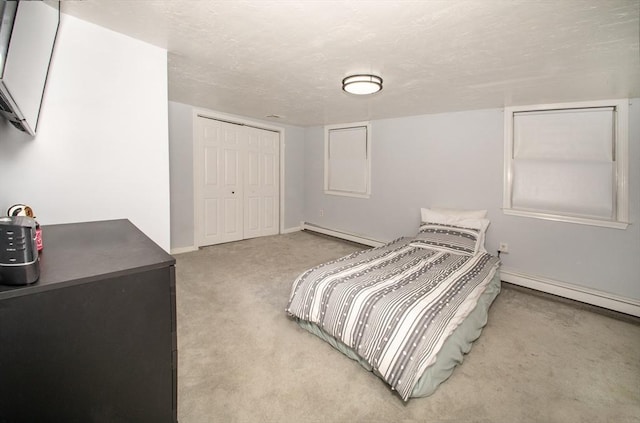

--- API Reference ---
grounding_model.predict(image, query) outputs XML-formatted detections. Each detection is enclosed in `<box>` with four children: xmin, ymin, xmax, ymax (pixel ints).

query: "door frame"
<box><xmin>192</xmin><ymin>108</ymin><xmax>285</xmax><ymax>248</ymax></box>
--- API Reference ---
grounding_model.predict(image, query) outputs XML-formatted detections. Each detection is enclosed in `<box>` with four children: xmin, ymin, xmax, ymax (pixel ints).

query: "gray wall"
<box><xmin>167</xmin><ymin>99</ymin><xmax>638</xmax><ymax>302</ymax></box>
<box><xmin>283</xmin><ymin>124</ymin><xmax>306</xmax><ymax>229</ymax></box>
<box><xmin>303</xmin><ymin>102</ymin><xmax>640</xmax><ymax>301</ymax></box>
<box><xmin>167</xmin><ymin>101</ymin><xmax>306</xmax><ymax>251</ymax></box>
<box><xmin>168</xmin><ymin>101</ymin><xmax>195</xmax><ymax>250</ymax></box>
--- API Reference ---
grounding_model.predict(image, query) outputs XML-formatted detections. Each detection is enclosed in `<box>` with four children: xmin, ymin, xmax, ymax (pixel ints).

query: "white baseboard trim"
<box><xmin>170</xmin><ymin>246</ymin><xmax>198</xmax><ymax>255</ymax></box>
<box><xmin>500</xmin><ymin>268</ymin><xmax>640</xmax><ymax>317</ymax></box>
<box><xmin>301</xmin><ymin>222</ymin><xmax>385</xmax><ymax>248</ymax></box>
<box><xmin>281</xmin><ymin>226</ymin><xmax>301</xmax><ymax>234</ymax></box>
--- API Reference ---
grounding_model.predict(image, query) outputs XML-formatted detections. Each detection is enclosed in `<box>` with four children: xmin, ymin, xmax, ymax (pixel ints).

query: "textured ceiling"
<box><xmin>61</xmin><ymin>0</ymin><xmax>640</xmax><ymax>127</ymax></box>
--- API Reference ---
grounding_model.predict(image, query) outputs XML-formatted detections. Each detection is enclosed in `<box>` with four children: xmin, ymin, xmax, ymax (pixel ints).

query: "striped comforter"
<box><xmin>286</xmin><ymin>237</ymin><xmax>500</xmax><ymax>400</ymax></box>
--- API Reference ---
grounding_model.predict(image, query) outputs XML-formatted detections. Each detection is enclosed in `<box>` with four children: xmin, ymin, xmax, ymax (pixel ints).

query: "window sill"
<box><xmin>324</xmin><ymin>190</ymin><xmax>370</xmax><ymax>199</ymax></box>
<box><xmin>503</xmin><ymin>208</ymin><xmax>629</xmax><ymax>230</ymax></box>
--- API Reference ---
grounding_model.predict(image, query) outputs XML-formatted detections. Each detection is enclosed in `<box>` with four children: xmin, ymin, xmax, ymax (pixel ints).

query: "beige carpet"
<box><xmin>175</xmin><ymin>231</ymin><xmax>640</xmax><ymax>423</ymax></box>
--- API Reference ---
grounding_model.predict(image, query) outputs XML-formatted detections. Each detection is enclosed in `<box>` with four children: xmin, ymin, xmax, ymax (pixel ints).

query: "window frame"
<box><xmin>324</xmin><ymin>121</ymin><xmax>372</xmax><ymax>198</ymax></box>
<box><xmin>503</xmin><ymin>99</ymin><xmax>629</xmax><ymax>229</ymax></box>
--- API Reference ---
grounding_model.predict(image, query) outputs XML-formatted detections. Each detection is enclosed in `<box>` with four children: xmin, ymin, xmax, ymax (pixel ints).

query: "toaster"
<box><xmin>0</xmin><ymin>216</ymin><xmax>40</xmax><ymax>286</ymax></box>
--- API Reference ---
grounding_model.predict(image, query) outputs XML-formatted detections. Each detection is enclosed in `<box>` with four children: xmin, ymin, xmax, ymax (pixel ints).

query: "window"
<box><xmin>324</xmin><ymin>122</ymin><xmax>371</xmax><ymax>198</ymax></box>
<box><xmin>503</xmin><ymin>99</ymin><xmax>629</xmax><ymax>229</ymax></box>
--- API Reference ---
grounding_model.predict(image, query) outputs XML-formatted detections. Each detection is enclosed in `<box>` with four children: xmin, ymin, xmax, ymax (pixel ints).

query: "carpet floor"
<box><xmin>174</xmin><ymin>231</ymin><xmax>640</xmax><ymax>423</ymax></box>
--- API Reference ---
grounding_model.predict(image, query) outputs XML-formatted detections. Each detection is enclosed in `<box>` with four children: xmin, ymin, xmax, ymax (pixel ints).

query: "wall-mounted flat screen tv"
<box><xmin>0</xmin><ymin>1</ymin><xmax>60</xmax><ymax>136</ymax></box>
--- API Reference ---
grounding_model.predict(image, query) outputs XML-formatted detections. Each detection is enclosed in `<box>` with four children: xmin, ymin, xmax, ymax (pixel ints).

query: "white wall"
<box><xmin>167</xmin><ymin>101</ymin><xmax>306</xmax><ymax>251</ymax></box>
<box><xmin>0</xmin><ymin>13</ymin><xmax>171</xmax><ymax>251</ymax></box>
<box><xmin>303</xmin><ymin>102</ymin><xmax>640</xmax><ymax>305</ymax></box>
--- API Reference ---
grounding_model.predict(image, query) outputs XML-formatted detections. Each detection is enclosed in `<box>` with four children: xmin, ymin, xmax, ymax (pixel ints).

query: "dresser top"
<box><xmin>0</xmin><ymin>219</ymin><xmax>175</xmax><ymax>299</ymax></box>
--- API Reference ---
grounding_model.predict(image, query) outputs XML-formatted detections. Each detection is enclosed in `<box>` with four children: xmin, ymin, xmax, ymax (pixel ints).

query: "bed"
<box><xmin>285</xmin><ymin>208</ymin><xmax>501</xmax><ymax>401</ymax></box>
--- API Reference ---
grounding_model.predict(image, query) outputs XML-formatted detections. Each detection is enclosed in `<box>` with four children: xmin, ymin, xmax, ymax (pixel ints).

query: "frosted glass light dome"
<box><xmin>342</xmin><ymin>74</ymin><xmax>383</xmax><ymax>95</ymax></box>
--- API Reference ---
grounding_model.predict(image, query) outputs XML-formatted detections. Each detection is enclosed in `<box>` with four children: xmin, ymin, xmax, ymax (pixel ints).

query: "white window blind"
<box><xmin>325</xmin><ymin>122</ymin><xmax>371</xmax><ymax>198</ymax></box>
<box><xmin>504</xmin><ymin>100</ymin><xmax>629</xmax><ymax>229</ymax></box>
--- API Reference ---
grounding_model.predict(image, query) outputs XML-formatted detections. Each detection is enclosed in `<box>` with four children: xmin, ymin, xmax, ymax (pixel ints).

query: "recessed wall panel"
<box><xmin>248</xmin><ymin>150</ymin><xmax>259</xmax><ymax>186</ymax></box>
<box><xmin>224</xmin><ymin>149</ymin><xmax>238</xmax><ymax>186</ymax></box>
<box><xmin>204</xmin><ymin>147</ymin><xmax>218</xmax><ymax>185</ymax></box>
<box><xmin>204</xmin><ymin>199</ymin><xmax>218</xmax><ymax>237</ymax></box>
<box><xmin>264</xmin><ymin>197</ymin><xmax>274</xmax><ymax>229</ymax></box>
<box><xmin>263</xmin><ymin>154</ymin><xmax>274</xmax><ymax>186</ymax></box>
<box><xmin>246</xmin><ymin>196</ymin><xmax>260</xmax><ymax>231</ymax></box>
<box><xmin>224</xmin><ymin>198</ymin><xmax>238</xmax><ymax>233</ymax></box>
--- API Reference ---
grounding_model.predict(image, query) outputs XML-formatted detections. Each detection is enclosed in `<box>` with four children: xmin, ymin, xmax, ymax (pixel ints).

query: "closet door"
<box><xmin>195</xmin><ymin>118</ymin><xmax>243</xmax><ymax>246</ymax></box>
<box><xmin>195</xmin><ymin>116</ymin><xmax>280</xmax><ymax>247</ymax></box>
<box><xmin>244</xmin><ymin>127</ymin><xmax>280</xmax><ymax>239</ymax></box>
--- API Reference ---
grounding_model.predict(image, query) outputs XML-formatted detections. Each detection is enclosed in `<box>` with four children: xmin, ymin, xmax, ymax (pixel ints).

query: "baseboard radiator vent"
<box><xmin>301</xmin><ymin>222</ymin><xmax>385</xmax><ymax>248</ymax></box>
<box><xmin>500</xmin><ymin>269</ymin><xmax>640</xmax><ymax>318</ymax></box>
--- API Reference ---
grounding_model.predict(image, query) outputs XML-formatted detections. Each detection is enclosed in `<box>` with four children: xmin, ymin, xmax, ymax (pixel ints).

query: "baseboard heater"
<box><xmin>500</xmin><ymin>269</ymin><xmax>640</xmax><ymax>317</ymax></box>
<box><xmin>301</xmin><ymin>222</ymin><xmax>385</xmax><ymax>248</ymax></box>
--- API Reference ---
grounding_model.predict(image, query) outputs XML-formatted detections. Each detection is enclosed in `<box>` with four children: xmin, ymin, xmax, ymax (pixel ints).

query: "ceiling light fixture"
<box><xmin>342</xmin><ymin>74</ymin><xmax>383</xmax><ymax>95</ymax></box>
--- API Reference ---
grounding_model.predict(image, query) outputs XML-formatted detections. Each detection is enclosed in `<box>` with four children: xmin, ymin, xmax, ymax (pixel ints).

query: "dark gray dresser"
<box><xmin>0</xmin><ymin>219</ymin><xmax>177</xmax><ymax>423</ymax></box>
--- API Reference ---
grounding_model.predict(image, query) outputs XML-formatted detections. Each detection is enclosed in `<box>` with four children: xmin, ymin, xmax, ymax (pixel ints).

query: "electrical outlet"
<box><xmin>319</xmin><ymin>209</ymin><xmax>324</xmax><ymax>217</ymax></box>
<box><xmin>499</xmin><ymin>242</ymin><xmax>509</xmax><ymax>253</ymax></box>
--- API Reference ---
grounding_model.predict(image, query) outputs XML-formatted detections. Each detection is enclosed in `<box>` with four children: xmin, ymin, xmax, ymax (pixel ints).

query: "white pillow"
<box><xmin>419</xmin><ymin>208</ymin><xmax>490</xmax><ymax>254</ymax></box>
<box><xmin>427</xmin><ymin>207</ymin><xmax>488</xmax><ymax>219</ymax></box>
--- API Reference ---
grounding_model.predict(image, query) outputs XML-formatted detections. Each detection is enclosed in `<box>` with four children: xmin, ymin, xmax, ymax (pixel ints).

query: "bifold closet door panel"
<box><xmin>244</xmin><ymin>126</ymin><xmax>279</xmax><ymax>239</ymax></box>
<box><xmin>195</xmin><ymin>117</ymin><xmax>244</xmax><ymax>246</ymax></box>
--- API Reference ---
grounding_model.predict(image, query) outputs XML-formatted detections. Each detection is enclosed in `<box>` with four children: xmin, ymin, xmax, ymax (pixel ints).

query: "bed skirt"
<box><xmin>295</xmin><ymin>271</ymin><xmax>501</xmax><ymax>398</ymax></box>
